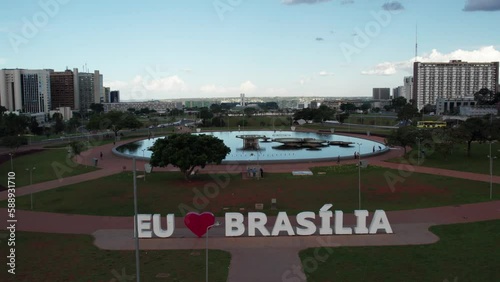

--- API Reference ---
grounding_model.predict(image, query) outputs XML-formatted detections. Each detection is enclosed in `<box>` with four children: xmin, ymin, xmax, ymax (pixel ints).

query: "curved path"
<box><xmin>1</xmin><ymin>131</ymin><xmax>500</xmax><ymax>282</ymax></box>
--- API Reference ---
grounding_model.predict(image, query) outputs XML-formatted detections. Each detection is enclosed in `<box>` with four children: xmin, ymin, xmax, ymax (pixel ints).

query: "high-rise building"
<box><xmin>110</xmin><ymin>90</ymin><xmax>120</xmax><ymax>103</ymax></box>
<box><xmin>104</xmin><ymin>87</ymin><xmax>110</xmax><ymax>103</ymax></box>
<box><xmin>413</xmin><ymin>60</ymin><xmax>499</xmax><ymax>110</ymax></box>
<box><xmin>403</xmin><ymin>76</ymin><xmax>413</xmax><ymax>102</ymax></box>
<box><xmin>0</xmin><ymin>69</ymin><xmax>51</xmax><ymax>113</ymax></box>
<box><xmin>372</xmin><ymin>88</ymin><xmax>390</xmax><ymax>100</ymax></box>
<box><xmin>75</xmin><ymin>69</ymin><xmax>103</xmax><ymax>113</ymax></box>
<box><xmin>309</xmin><ymin>100</ymin><xmax>319</xmax><ymax>109</ymax></box>
<box><xmin>240</xmin><ymin>93</ymin><xmax>245</xmax><ymax>107</ymax></box>
<box><xmin>393</xmin><ymin>87</ymin><xmax>398</xmax><ymax>99</ymax></box>
<box><xmin>50</xmin><ymin>69</ymin><xmax>77</xmax><ymax>110</ymax></box>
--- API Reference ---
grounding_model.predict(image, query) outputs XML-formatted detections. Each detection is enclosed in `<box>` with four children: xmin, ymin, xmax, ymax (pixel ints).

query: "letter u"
<box><xmin>152</xmin><ymin>214</ymin><xmax>175</xmax><ymax>238</ymax></box>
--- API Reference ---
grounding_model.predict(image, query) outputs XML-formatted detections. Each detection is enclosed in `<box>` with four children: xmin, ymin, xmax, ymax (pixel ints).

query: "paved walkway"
<box><xmin>1</xmin><ymin>131</ymin><xmax>500</xmax><ymax>281</ymax></box>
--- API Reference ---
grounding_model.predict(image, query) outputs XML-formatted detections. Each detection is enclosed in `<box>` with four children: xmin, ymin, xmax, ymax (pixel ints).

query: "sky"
<box><xmin>1</xmin><ymin>0</ymin><xmax>500</xmax><ymax>101</ymax></box>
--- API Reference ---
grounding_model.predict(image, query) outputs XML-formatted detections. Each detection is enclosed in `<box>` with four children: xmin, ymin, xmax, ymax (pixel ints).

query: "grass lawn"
<box><xmin>5</xmin><ymin>165</ymin><xmax>498</xmax><ymax>216</ymax></box>
<box><xmin>0</xmin><ymin>149</ymin><xmax>98</xmax><ymax>187</ymax></box>
<box><xmin>0</xmin><ymin>231</ymin><xmax>230</xmax><ymax>282</ymax></box>
<box><xmin>388</xmin><ymin>142</ymin><xmax>500</xmax><ymax>176</ymax></box>
<box><xmin>299</xmin><ymin>220</ymin><xmax>500</xmax><ymax>282</ymax></box>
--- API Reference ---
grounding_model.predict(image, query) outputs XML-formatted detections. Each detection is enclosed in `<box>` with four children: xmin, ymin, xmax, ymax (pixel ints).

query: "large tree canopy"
<box><xmin>386</xmin><ymin>126</ymin><xmax>419</xmax><ymax>154</ymax></box>
<box><xmin>397</xmin><ymin>104</ymin><xmax>419</xmax><ymax>124</ymax></box>
<box><xmin>86</xmin><ymin>111</ymin><xmax>142</xmax><ymax>136</ymax></box>
<box><xmin>149</xmin><ymin>133</ymin><xmax>231</xmax><ymax>179</ymax></box>
<box><xmin>474</xmin><ymin>88</ymin><xmax>500</xmax><ymax>106</ymax></box>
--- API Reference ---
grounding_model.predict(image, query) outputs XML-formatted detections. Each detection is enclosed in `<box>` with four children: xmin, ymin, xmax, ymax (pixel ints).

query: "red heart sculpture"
<box><xmin>184</xmin><ymin>212</ymin><xmax>216</xmax><ymax>238</ymax></box>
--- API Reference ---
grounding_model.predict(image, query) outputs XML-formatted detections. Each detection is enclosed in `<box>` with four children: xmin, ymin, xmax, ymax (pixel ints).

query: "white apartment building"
<box><xmin>403</xmin><ymin>76</ymin><xmax>413</xmax><ymax>101</ymax></box>
<box><xmin>413</xmin><ymin>60</ymin><xmax>499</xmax><ymax>110</ymax></box>
<box><xmin>0</xmin><ymin>69</ymin><xmax>52</xmax><ymax>114</ymax></box>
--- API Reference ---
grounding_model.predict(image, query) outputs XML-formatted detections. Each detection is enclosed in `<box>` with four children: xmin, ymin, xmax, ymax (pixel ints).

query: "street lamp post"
<box><xmin>9</xmin><ymin>153</ymin><xmax>14</xmax><ymax>171</ymax></box>
<box><xmin>356</xmin><ymin>143</ymin><xmax>362</xmax><ymax>210</ymax></box>
<box><xmin>25</xmin><ymin>167</ymin><xmax>36</xmax><ymax>210</ymax></box>
<box><xmin>488</xmin><ymin>141</ymin><xmax>497</xmax><ymax>200</ymax></box>
<box><xmin>416</xmin><ymin>137</ymin><xmax>423</xmax><ymax>165</ymax></box>
<box><xmin>132</xmin><ymin>158</ymin><xmax>141</xmax><ymax>282</ymax></box>
<box><xmin>206</xmin><ymin>221</ymin><xmax>221</xmax><ymax>282</ymax></box>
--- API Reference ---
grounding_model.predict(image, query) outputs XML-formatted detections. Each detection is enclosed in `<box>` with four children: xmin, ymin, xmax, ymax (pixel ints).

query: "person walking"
<box><xmin>260</xmin><ymin>168</ymin><xmax>264</xmax><ymax>178</ymax></box>
<box><xmin>337</xmin><ymin>155</ymin><xmax>340</xmax><ymax>164</ymax></box>
<box><xmin>100</xmin><ymin>152</ymin><xmax>103</xmax><ymax>160</ymax></box>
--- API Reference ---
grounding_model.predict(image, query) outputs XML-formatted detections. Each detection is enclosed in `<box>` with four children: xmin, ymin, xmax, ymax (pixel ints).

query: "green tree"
<box><xmin>119</xmin><ymin>113</ymin><xmax>143</xmax><ymax>132</ymax></box>
<box><xmin>340</xmin><ymin>103</ymin><xmax>357</xmax><ymax>113</ymax></box>
<box><xmin>244</xmin><ymin>107</ymin><xmax>257</xmax><ymax>118</ymax></box>
<box><xmin>210</xmin><ymin>104</ymin><xmax>222</xmax><ymax>115</ymax></box>
<box><xmin>397</xmin><ymin>104</ymin><xmax>419</xmax><ymax>124</ymax></box>
<box><xmin>66</xmin><ymin>117</ymin><xmax>81</xmax><ymax>133</ymax></box>
<box><xmin>421</xmin><ymin>104</ymin><xmax>436</xmax><ymax>114</ymax></box>
<box><xmin>211</xmin><ymin>117</ymin><xmax>226</xmax><ymax>127</ymax></box>
<box><xmin>169</xmin><ymin>108</ymin><xmax>183</xmax><ymax>117</ymax></box>
<box><xmin>69</xmin><ymin>140</ymin><xmax>88</xmax><ymax>163</ymax></box>
<box><xmin>474</xmin><ymin>88</ymin><xmax>499</xmax><ymax>105</ymax></box>
<box><xmin>386</xmin><ymin>126</ymin><xmax>419</xmax><ymax>154</ymax></box>
<box><xmin>1</xmin><ymin>113</ymin><xmax>29</xmax><ymax>137</ymax></box>
<box><xmin>149</xmin><ymin>133</ymin><xmax>231</xmax><ymax>179</ymax></box>
<box><xmin>90</xmin><ymin>103</ymin><xmax>104</xmax><ymax>114</ymax></box>
<box><xmin>457</xmin><ymin>117</ymin><xmax>488</xmax><ymax>157</ymax></box>
<box><xmin>337</xmin><ymin>113</ymin><xmax>349</xmax><ymax>123</ymax></box>
<box><xmin>431</xmin><ymin>128</ymin><xmax>461</xmax><ymax>160</ymax></box>
<box><xmin>29</xmin><ymin>118</ymin><xmax>43</xmax><ymax>135</ymax></box>
<box><xmin>52</xmin><ymin>113</ymin><xmax>65</xmax><ymax>134</ymax></box>
<box><xmin>391</xmin><ymin>97</ymin><xmax>408</xmax><ymax>112</ymax></box>
<box><xmin>360</xmin><ymin>102</ymin><xmax>372</xmax><ymax>113</ymax></box>
<box><xmin>0</xmin><ymin>136</ymin><xmax>28</xmax><ymax>150</ymax></box>
<box><xmin>86</xmin><ymin>111</ymin><xmax>142</xmax><ymax>136</ymax></box>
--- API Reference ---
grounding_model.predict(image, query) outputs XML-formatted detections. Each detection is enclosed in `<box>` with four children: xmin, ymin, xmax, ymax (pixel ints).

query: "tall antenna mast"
<box><xmin>414</xmin><ymin>23</ymin><xmax>418</xmax><ymax>63</ymax></box>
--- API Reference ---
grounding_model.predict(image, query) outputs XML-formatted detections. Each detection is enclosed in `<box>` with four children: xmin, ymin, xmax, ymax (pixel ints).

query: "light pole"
<box><xmin>416</xmin><ymin>137</ymin><xmax>423</xmax><ymax>165</ymax></box>
<box><xmin>132</xmin><ymin>158</ymin><xmax>141</xmax><ymax>282</ymax></box>
<box><xmin>206</xmin><ymin>221</ymin><xmax>221</xmax><ymax>282</ymax></box>
<box><xmin>25</xmin><ymin>167</ymin><xmax>36</xmax><ymax>210</ymax></box>
<box><xmin>141</xmin><ymin>149</ymin><xmax>146</xmax><ymax>158</ymax></box>
<box><xmin>356</xmin><ymin>143</ymin><xmax>362</xmax><ymax>210</ymax></box>
<box><xmin>488</xmin><ymin>141</ymin><xmax>497</xmax><ymax>200</ymax></box>
<box><xmin>9</xmin><ymin>153</ymin><xmax>14</xmax><ymax>171</ymax></box>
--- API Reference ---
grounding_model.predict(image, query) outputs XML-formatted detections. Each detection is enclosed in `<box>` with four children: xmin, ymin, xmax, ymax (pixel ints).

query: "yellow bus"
<box><xmin>416</xmin><ymin>121</ymin><xmax>447</xmax><ymax>128</ymax></box>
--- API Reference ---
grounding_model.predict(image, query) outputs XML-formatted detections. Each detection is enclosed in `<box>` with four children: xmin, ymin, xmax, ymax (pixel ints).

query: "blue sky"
<box><xmin>1</xmin><ymin>0</ymin><xmax>500</xmax><ymax>100</ymax></box>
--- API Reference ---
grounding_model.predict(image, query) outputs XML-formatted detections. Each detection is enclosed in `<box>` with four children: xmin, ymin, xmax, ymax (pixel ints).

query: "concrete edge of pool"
<box><xmin>112</xmin><ymin>131</ymin><xmax>391</xmax><ymax>164</ymax></box>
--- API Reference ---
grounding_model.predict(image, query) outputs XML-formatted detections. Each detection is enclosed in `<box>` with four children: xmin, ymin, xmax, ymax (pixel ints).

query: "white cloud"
<box><xmin>361</xmin><ymin>62</ymin><xmax>398</xmax><ymax>76</ymax></box>
<box><xmin>299</xmin><ymin>77</ymin><xmax>313</xmax><ymax>85</ymax></box>
<box><xmin>141</xmin><ymin>75</ymin><xmax>187</xmax><ymax>91</ymax></box>
<box><xmin>105</xmin><ymin>74</ymin><xmax>187</xmax><ymax>100</ymax></box>
<box><xmin>318</xmin><ymin>71</ymin><xmax>334</xmax><ymax>76</ymax></box>
<box><xmin>0</xmin><ymin>58</ymin><xmax>6</xmax><ymax>65</ymax></box>
<box><xmin>199</xmin><ymin>84</ymin><xmax>231</xmax><ymax>94</ymax></box>
<box><xmin>264</xmin><ymin>88</ymin><xmax>288</xmax><ymax>95</ymax></box>
<box><xmin>200</xmin><ymin>80</ymin><xmax>257</xmax><ymax>95</ymax></box>
<box><xmin>362</xmin><ymin>46</ymin><xmax>500</xmax><ymax>76</ymax></box>
<box><xmin>240</xmin><ymin>81</ymin><xmax>257</xmax><ymax>92</ymax></box>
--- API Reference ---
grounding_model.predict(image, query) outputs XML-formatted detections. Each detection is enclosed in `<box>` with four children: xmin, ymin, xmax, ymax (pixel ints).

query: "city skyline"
<box><xmin>1</xmin><ymin>0</ymin><xmax>500</xmax><ymax>101</ymax></box>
